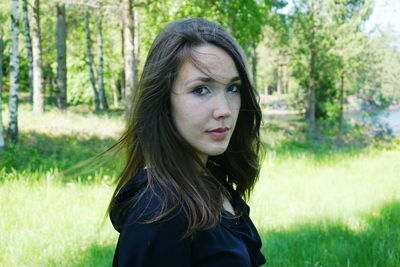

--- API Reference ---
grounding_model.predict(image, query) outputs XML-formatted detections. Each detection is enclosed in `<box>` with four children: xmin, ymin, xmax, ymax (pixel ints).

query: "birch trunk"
<box><xmin>112</xmin><ymin>76</ymin><xmax>119</xmax><ymax>108</ymax></box>
<box><xmin>97</xmin><ymin>17</ymin><xmax>108</xmax><ymax>110</ymax></box>
<box><xmin>280</xmin><ymin>65</ymin><xmax>285</xmax><ymax>94</ymax></box>
<box><xmin>84</xmin><ymin>10</ymin><xmax>100</xmax><ymax>112</ymax></box>
<box><xmin>120</xmin><ymin>28</ymin><xmax>125</xmax><ymax>101</ymax></box>
<box><xmin>48</xmin><ymin>70</ymin><xmax>55</xmax><ymax>104</ymax></box>
<box><xmin>31</xmin><ymin>0</ymin><xmax>44</xmax><ymax>114</ymax></box>
<box><xmin>284</xmin><ymin>64</ymin><xmax>289</xmax><ymax>94</ymax></box>
<box><xmin>306</xmin><ymin>0</ymin><xmax>317</xmax><ymax>138</ymax></box>
<box><xmin>119</xmin><ymin>0</ymin><xmax>125</xmax><ymax>101</ymax></box>
<box><xmin>122</xmin><ymin>0</ymin><xmax>135</xmax><ymax>109</ymax></box>
<box><xmin>22</xmin><ymin>0</ymin><xmax>34</xmax><ymax>104</ymax></box>
<box><xmin>338</xmin><ymin>70</ymin><xmax>345</xmax><ymax>139</ymax></box>
<box><xmin>251</xmin><ymin>41</ymin><xmax>257</xmax><ymax>91</ymax></box>
<box><xmin>277</xmin><ymin>65</ymin><xmax>282</xmax><ymax>94</ymax></box>
<box><xmin>56</xmin><ymin>4</ymin><xmax>67</xmax><ymax>109</ymax></box>
<box><xmin>0</xmin><ymin>33</ymin><xmax>5</xmax><ymax>149</ymax></box>
<box><xmin>8</xmin><ymin>0</ymin><xmax>20</xmax><ymax>144</ymax></box>
<box><xmin>307</xmin><ymin>49</ymin><xmax>316</xmax><ymax>137</ymax></box>
<box><xmin>133</xmin><ymin>8</ymin><xmax>139</xmax><ymax>95</ymax></box>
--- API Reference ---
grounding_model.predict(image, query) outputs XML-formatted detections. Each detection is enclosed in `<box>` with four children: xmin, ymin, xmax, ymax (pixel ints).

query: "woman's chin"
<box><xmin>203</xmin><ymin>146</ymin><xmax>229</xmax><ymax>157</ymax></box>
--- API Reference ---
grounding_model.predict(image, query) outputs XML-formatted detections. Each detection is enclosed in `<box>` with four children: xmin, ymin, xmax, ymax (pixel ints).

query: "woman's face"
<box><xmin>170</xmin><ymin>44</ymin><xmax>241</xmax><ymax>164</ymax></box>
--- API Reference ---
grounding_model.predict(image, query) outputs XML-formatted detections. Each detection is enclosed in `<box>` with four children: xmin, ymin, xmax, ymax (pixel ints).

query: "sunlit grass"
<box><xmin>250</xmin><ymin>149</ymin><xmax>400</xmax><ymax>230</ymax></box>
<box><xmin>250</xmin><ymin>148</ymin><xmax>400</xmax><ymax>266</ymax></box>
<box><xmin>1</xmin><ymin>105</ymin><xmax>399</xmax><ymax>266</ymax></box>
<box><xmin>0</xmin><ymin>179</ymin><xmax>116</xmax><ymax>266</ymax></box>
<box><xmin>2</xmin><ymin>103</ymin><xmax>124</xmax><ymax>139</ymax></box>
<box><xmin>1</xmin><ymin>104</ymin><xmax>123</xmax><ymax>180</ymax></box>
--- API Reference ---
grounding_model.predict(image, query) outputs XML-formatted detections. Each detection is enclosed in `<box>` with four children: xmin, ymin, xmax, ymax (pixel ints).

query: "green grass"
<box><xmin>250</xmin><ymin>148</ymin><xmax>400</xmax><ymax>266</ymax></box>
<box><xmin>1</xmin><ymin>104</ymin><xmax>399</xmax><ymax>266</ymax></box>
<box><xmin>0</xmin><ymin>180</ymin><xmax>116</xmax><ymax>266</ymax></box>
<box><xmin>1</xmin><ymin>104</ymin><xmax>123</xmax><ymax>180</ymax></box>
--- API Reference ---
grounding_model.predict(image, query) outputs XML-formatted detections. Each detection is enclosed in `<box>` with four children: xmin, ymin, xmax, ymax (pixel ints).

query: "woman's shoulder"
<box><xmin>110</xmin><ymin>169</ymin><xmax>182</xmax><ymax>232</ymax></box>
<box><xmin>128</xmin><ymin>177</ymin><xmax>180</xmax><ymax>223</ymax></box>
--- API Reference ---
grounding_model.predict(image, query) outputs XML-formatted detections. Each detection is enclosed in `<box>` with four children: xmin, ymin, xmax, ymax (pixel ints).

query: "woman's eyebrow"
<box><xmin>184</xmin><ymin>76</ymin><xmax>241</xmax><ymax>86</ymax></box>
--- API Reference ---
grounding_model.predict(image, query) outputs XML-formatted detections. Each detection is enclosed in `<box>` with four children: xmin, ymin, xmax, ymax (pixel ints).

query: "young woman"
<box><xmin>109</xmin><ymin>18</ymin><xmax>266</xmax><ymax>266</ymax></box>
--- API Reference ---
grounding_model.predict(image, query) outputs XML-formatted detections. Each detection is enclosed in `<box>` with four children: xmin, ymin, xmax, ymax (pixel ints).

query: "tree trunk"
<box><xmin>22</xmin><ymin>0</ymin><xmax>34</xmax><ymax>104</ymax></box>
<box><xmin>133</xmin><ymin>8</ymin><xmax>139</xmax><ymax>95</ymax></box>
<box><xmin>84</xmin><ymin>10</ymin><xmax>100</xmax><ymax>112</ymax></box>
<box><xmin>8</xmin><ymin>0</ymin><xmax>20</xmax><ymax>144</ymax></box>
<box><xmin>122</xmin><ymin>0</ymin><xmax>135</xmax><ymax>109</ymax></box>
<box><xmin>282</xmin><ymin>67</ymin><xmax>285</xmax><ymax>94</ymax></box>
<box><xmin>338</xmin><ymin>70</ymin><xmax>345</xmax><ymax>139</ymax></box>
<box><xmin>251</xmin><ymin>41</ymin><xmax>257</xmax><ymax>91</ymax></box>
<box><xmin>112</xmin><ymin>76</ymin><xmax>119</xmax><ymax>108</ymax></box>
<box><xmin>97</xmin><ymin>17</ymin><xmax>109</xmax><ymax>110</ymax></box>
<box><xmin>31</xmin><ymin>0</ymin><xmax>44</xmax><ymax>114</ymax></box>
<box><xmin>56</xmin><ymin>4</ymin><xmax>67</xmax><ymax>110</ymax></box>
<box><xmin>306</xmin><ymin>0</ymin><xmax>317</xmax><ymax>138</ymax></box>
<box><xmin>120</xmin><ymin>27</ymin><xmax>125</xmax><ymax>101</ymax></box>
<box><xmin>284</xmin><ymin>64</ymin><xmax>289</xmax><ymax>94</ymax></box>
<box><xmin>119</xmin><ymin>0</ymin><xmax>125</xmax><ymax>101</ymax></box>
<box><xmin>47</xmin><ymin>69</ymin><xmax>55</xmax><ymax>104</ymax></box>
<box><xmin>307</xmin><ymin>49</ymin><xmax>316</xmax><ymax>138</ymax></box>
<box><xmin>277</xmin><ymin>64</ymin><xmax>282</xmax><ymax>94</ymax></box>
<box><xmin>0</xmin><ymin>33</ymin><xmax>5</xmax><ymax>150</ymax></box>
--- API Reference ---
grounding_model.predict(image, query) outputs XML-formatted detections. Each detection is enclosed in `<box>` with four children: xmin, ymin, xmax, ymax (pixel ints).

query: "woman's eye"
<box><xmin>227</xmin><ymin>84</ymin><xmax>240</xmax><ymax>93</ymax></box>
<box><xmin>192</xmin><ymin>86</ymin><xmax>211</xmax><ymax>95</ymax></box>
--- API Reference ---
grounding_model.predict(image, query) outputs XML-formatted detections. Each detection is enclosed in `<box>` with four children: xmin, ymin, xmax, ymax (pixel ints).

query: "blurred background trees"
<box><xmin>0</xmin><ymin>0</ymin><xmax>399</xmax><ymax>145</ymax></box>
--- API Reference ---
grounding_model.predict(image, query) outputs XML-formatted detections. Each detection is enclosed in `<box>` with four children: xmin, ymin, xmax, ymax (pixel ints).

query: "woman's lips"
<box><xmin>207</xmin><ymin>127</ymin><xmax>229</xmax><ymax>140</ymax></box>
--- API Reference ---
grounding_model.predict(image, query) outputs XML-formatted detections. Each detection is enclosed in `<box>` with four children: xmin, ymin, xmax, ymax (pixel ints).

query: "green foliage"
<box><xmin>349</xmin><ymin>33</ymin><xmax>400</xmax><ymax>108</ymax></box>
<box><xmin>260</xmin><ymin>0</ymin><xmax>394</xmax><ymax>128</ymax></box>
<box><xmin>0</xmin><ymin>0</ymin><xmax>399</xmax><ymax>132</ymax></box>
<box><xmin>142</xmin><ymin>0</ymin><xmax>274</xmax><ymax>55</ymax></box>
<box><xmin>286</xmin><ymin>0</ymin><xmax>371</xmax><ymax>120</ymax></box>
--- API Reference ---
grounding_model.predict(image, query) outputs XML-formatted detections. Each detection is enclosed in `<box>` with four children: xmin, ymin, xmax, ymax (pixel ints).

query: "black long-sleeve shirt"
<box><xmin>110</xmin><ymin>169</ymin><xmax>266</xmax><ymax>266</ymax></box>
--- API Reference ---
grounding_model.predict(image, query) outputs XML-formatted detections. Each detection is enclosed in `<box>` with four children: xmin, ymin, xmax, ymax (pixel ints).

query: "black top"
<box><xmin>110</xmin><ymin>167</ymin><xmax>266</xmax><ymax>267</ymax></box>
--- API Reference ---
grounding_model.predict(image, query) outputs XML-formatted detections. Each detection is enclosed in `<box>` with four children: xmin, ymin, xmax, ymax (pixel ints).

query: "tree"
<box><xmin>119</xmin><ymin>25</ymin><xmax>125</xmax><ymax>103</ymax></box>
<box><xmin>121</xmin><ymin>0</ymin><xmax>135</xmax><ymax>108</ymax></box>
<box><xmin>22</xmin><ymin>0</ymin><xmax>34</xmax><ymax>104</ymax></box>
<box><xmin>84</xmin><ymin>9</ymin><xmax>100</xmax><ymax>112</ymax></box>
<box><xmin>97</xmin><ymin>15</ymin><xmax>109</xmax><ymax>110</ymax></box>
<box><xmin>284</xmin><ymin>0</ymin><xmax>375</xmax><ymax>139</ymax></box>
<box><xmin>326</xmin><ymin>0</ymin><xmax>372</xmax><ymax>137</ymax></box>
<box><xmin>8</xmin><ymin>0</ymin><xmax>20</xmax><ymax>144</ymax></box>
<box><xmin>351</xmin><ymin>32</ymin><xmax>400</xmax><ymax>108</ymax></box>
<box><xmin>56</xmin><ymin>3</ymin><xmax>67</xmax><ymax>109</ymax></box>
<box><xmin>31</xmin><ymin>0</ymin><xmax>44</xmax><ymax>114</ymax></box>
<box><xmin>121</xmin><ymin>0</ymin><xmax>156</xmax><ymax>107</ymax></box>
<box><xmin>133</xmin><ymin>8</ymin><xmax>139</xmax><ymax>98</ymax></box>
<box><xmin>257</xmin><ymin>13</ymin><xmax>291</xmax><ymax>96</ymax></box>
<box><xmin>0</xmin><ymin>31</ymin><xmax>5</xmax><ymax>150</ymax></box>
<box><xmin>156</xmin><ymin>0</ymin><xmax>282</xmax><ymax>91</ymax></box>
<box><xmin>216</xmin><ymin>0</ymin><xmax>272</xmax><ymax>90</ymax></box>
<box><xmin>289</xmin><ymin>0</ymin><xmax>324</xmax><ymax>137</ymax></box>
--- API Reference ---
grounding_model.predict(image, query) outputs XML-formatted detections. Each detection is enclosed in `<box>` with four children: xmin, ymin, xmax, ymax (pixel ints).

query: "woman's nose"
<box><xmin>212</xmin><ymin>92</ymin><xmax>232</xmax><ymax>119</ymax></box>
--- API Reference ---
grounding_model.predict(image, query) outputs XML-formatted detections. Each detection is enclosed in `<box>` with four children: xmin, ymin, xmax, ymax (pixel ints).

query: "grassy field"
<box><xmin>1</xmin><ymin>105</ymin><xmax>399</xmax><ymax>266</ymax></box>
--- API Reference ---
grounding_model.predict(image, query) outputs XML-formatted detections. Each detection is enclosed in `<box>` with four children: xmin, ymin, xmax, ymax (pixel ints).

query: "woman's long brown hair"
<box><xmin>107</xmin><ymin>18</ymin><xmax>262</xmax><ymax>237</ymax></box>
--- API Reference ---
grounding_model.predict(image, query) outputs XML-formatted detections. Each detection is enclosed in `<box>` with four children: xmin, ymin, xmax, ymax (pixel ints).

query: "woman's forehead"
<box><xmin>176</xmin><ymin>44</ymin><xmax>240</xmax><ymax>86</ymax></box>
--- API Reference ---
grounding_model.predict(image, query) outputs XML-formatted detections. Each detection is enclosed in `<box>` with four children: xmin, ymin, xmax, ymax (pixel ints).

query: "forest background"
<box><xmin>0</xmin><ymin>0</ymin><xmax>400</xmax><ymax>266</ymax></box>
